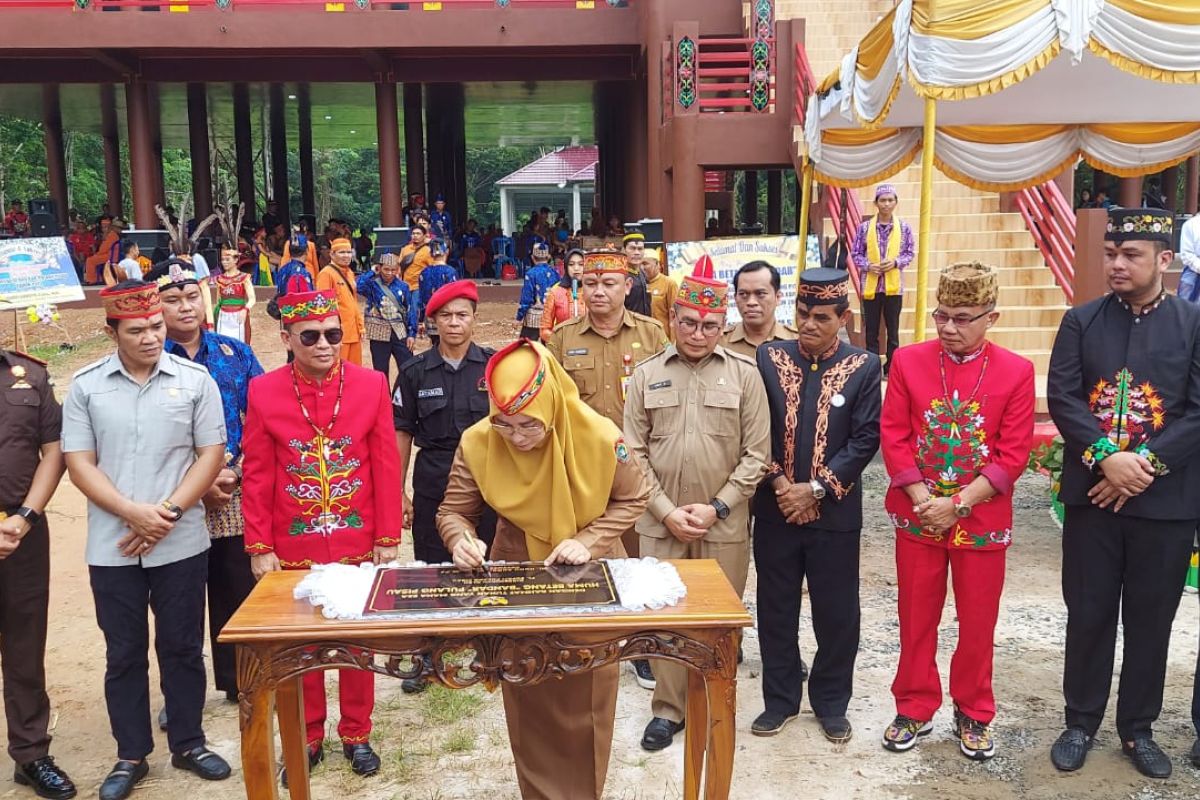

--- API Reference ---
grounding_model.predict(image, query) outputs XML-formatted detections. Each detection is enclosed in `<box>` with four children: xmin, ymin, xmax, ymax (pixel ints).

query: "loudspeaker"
<box><xmin>636</xmin><ymin>218</ymin><xmax>664</xmax><ymax>246</ymax></box>
<box><xmin>29</xmin><ymin>214</ymin><xmax>59</xmax><ymax>237</ymax></box>
<box><xmin>28</xmin><ymin>198</ymin><xmax>55</xmax><ymax>217</ymax></box>
<box><xmin>373</xmin><ymin>226</ymin><xmax>411</xmax><ymax>258</ymax></box>
<box><xmin>124</xmin><ymin>229</ymin><xmax>172</xmax><ymax>265</ymax></box>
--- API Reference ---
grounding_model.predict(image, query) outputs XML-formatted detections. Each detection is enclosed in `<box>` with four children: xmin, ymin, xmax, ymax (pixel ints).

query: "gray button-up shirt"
<box><xmin>61</xmin><ymin>351</ymin><xmax>226</xmax><ymax>567</ymax></box>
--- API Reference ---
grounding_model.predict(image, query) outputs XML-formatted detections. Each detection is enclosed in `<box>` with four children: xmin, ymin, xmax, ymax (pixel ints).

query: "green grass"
<box><xmin>442</xmin><ymin>727</ymin><xmax>476</xmax><ymax>753</ymax></box>
<box><xmin>421</xmin><ymin>683</ymin><xmax>486</xmax><ymax>725</ymax></box>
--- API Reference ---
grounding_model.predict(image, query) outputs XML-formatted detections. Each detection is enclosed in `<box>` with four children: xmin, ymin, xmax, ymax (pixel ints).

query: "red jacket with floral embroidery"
<box><xmin>881</xmin><ymin>339</ymin><xmax>1035</xmax><ymax>550</ymax></box>
<box><xmin>242</xmin><ymin>361</ymin><xmax>403</xmax><ymax>568</ymax></box>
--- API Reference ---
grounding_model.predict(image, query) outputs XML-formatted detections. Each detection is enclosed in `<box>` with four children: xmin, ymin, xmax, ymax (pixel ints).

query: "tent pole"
<box><xmin>914</xmin><ymin>97</ymin><xmax>936</xmax><ymax>343</ymax></box>
<box><xmin>798</xmin><ymin>163</ymin><xmax>813</xmax><ymax>269</ymax></box>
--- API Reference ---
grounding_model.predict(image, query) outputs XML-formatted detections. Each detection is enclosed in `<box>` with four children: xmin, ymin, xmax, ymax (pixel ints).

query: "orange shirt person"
<box><xmin>399</xmin><ymin>226</ymin><xmax>435</xmax><ymax>291</ymax></box>
<box><xmin>316</xmin><ymin>238</ymin><xmax>366</xmax><ymax>365</ymax></box>
<box><xmin>85</xmin><ymin>220</ymin><xmax>122</xmax><ymax>285</ymax></box>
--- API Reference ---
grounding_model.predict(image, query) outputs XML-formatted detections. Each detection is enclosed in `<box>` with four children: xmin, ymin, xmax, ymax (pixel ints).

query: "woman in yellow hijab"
<box><xmin>436</xmin><ymin>338</ymin><xmax>649</xmax><ymax>800</ymax></box>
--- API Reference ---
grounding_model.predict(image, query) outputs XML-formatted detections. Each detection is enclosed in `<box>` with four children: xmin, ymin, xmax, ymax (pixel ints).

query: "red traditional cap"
<box><xmin>278</xmin><ymin>290</ymin><xmax>339</xmax><ymax>325</ymax></box>
<box><xmin>582</xmin><ymin>249</ymin><xmax>627</xmax><ymax>275</ymax></box>
<box><xmin>330</xmin><ymin>238</ymin><xmax>353</xmax><ymax>252</ymax></box>
<box><xmin>101</xmin><ymin>282</ymin><xmax>162</xmax><ymax>321</ymax></box>
<box><xmin>425</xmin><ymin>279</ymin><xmax>479</xmax><ymax>317</ymax></box>
<box><xmin>675</xmin><ymin>255</ymin><xmax>728</xmax><ymax>316</ymax></box>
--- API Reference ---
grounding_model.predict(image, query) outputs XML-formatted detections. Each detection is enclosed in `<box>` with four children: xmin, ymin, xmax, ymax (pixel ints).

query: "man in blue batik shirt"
<box><xmin>516</xmin><ymin>239</ymin><xmax>560</xmax><ymax>341</ymax></box>
<box><xmin>146</xmin><ymin>262</ymin><xmax>264</xmax><ymax>706</ymax></box>
<box><xmin>419</xmin><ymin>239</ymin><xmax>459</xmax><ymax>346</ymax></box>
<box><xmin>430</xmin><ymin>194</ymin><xmax>452</xmax><ymax>244</ymax></box>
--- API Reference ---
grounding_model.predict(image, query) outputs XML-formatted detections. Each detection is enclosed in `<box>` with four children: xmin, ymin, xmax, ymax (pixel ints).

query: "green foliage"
<box><xmin>1027</xmin><ymin>434</ymin><xmax>1064</xmax><ymax>483</ymax></box>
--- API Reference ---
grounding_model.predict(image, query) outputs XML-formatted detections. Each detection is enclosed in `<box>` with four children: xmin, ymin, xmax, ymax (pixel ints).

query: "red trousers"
<box><xmin>303</xmin><ymin>668</ymin><xmax>375</xmax><ymax>745</ymax></box>
<box><xmin>891</xmin><ymin>534</ymin><xmax>1006</xmax><ymax>724</ymax></box>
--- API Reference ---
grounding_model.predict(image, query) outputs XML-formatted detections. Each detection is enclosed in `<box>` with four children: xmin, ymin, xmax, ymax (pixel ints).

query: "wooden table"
<box><xmin>219</xmin><ymin>559</ymin><xmax>752</xmax><ymax>800</ymax></box>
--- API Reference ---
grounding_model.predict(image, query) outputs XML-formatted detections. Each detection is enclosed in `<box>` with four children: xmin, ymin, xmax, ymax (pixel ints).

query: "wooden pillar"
<box><xmin>100</xmin><ymin>84</ymin><xmax>123</xmax><ymax>218</ymax></box>
<box><xmin>1186</xmin><ymin>156</ymin><xmax>1199</xmax><ymax>215</ymax></box>
<box><xmin>233</xmin><ymin>83</ymin><xmax>256</xmax><ymax>223</ymax></box>
<box><xmin>667</xmin><ymin>115</ymin><xmax>704</xmax><ymax>242</ymax></box>
<box><xmin>125</xmin><ymin>80</ymin><xmax>159</xmax><ymax>230</ymax></box>
<box><xmin>375</xmin><ymin>81</ymin><xmax>403</xmax><ymax>227</ymax></box>
<box><xmin>425</xmin><ymin>83</ymin><xmax>467</xmax><ymax>230</ymax></box>
<box><xmin>449</xmin><ymin>85</ymin><xmax>467</xmax><ymax>231</ymax></box>
<box><xmin>298</xmin><ymin>84</ymin><xmax>315</xmax><ymax>216</ymax></box>
<box><xmin>403</xmin><ymin>83</ymin><xmax>425</xmax><ymax>200</ymax></box>
<box><xmin>624</xmin><ymin>76</ymin><xmax>649</xmax><ymax>221</ymax></box>
<box><xmin>1162</xmin><ymin>165</ymin><xmax>1179</xmax><ymax>213</ymax></box>
<box><xmin>268</xmin><ymin>83</ymin><xmax>290</xmax><ymax>231</ymax></box>
<box><xmin>766</xmin><ymin>170</ymin><xmax>782</xmax><ymax>234</ymax></box>
<box><xmin>186</xmin><ymin>83</ymin><xmax>213</xmax><ymax>219</ymax></box>
<box><xmin>1073</xmin><ymin>208</ymin><xmax>1110</xmax><ymax>305</ymax></box>
<box><xmin>149</xmin><ymin>84</ymin><xmax>165</xmax><ymax>208</ymax></box>
<box><xmin>1118</xmin><ymin>176</ymin><xmax>1142</xmax><ymax>209</ymax></box>
<box><xmin>40</xmin><ymin>85</ymin><xmax>69</xmax><ymax>229</ymax></box>
<box><xmin>743</xmin><ymin>170</ymin><xmax>759</xmax><ymax>228</ymax></box>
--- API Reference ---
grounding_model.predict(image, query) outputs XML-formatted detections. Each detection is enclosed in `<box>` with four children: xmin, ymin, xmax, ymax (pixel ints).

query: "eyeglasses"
<box><xmin>491</xmin><ymin>420</ymin><xmax>548</xmax><ymax>438</ymax></box>
<box><xmin>293</xmin><ymin>328</ymin><xmax>344</xmax><ymax>347</ymax></box>
<box><xmin>931</xmin><ymin>309</ymin><xmax>992</xmax><ymax>327</ymax></box>
<box><xmin>676</xmin><ymin>317</ymin><xmax>724</xmax><ymax>336</ymax></box>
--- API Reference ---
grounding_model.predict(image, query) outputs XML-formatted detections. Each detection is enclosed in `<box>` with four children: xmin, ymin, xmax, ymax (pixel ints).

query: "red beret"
<box><xmin>425</xmin><ymin>279</ymin><xmax>479</xmax><ymax>317</ymax></box>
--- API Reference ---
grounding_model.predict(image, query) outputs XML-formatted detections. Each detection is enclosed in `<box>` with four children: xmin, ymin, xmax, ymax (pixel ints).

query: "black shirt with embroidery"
<box><xmin>1048</xmin><ymin>292</ymin><xmax>1200</xmax><ymax>519</ymax></box>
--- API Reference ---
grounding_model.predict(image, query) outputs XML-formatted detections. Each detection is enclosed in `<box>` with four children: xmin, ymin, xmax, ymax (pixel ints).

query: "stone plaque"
<box><xmin>363</xmin><ymin>561</ymin><xmax>619</xmax><ymax>615</ymax></box>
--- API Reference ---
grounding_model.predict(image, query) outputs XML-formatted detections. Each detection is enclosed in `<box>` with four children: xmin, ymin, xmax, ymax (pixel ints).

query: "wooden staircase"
<box><xmin>771</xmin><ymin>0</ymin><xmax>1068</xmax><ymax>410</ymax></box>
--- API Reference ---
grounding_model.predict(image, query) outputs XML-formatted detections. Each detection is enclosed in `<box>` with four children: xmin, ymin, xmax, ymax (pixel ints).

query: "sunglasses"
<box><xmin>293</xmin><ymin>328</ymin><xmax>344</xmax><ymax>347</ymax></box>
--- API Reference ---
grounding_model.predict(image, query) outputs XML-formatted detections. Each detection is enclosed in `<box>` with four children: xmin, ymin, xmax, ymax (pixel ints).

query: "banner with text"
<box><xmin>0</xmin><ymin>237</ymin><xmax>84</xmax><ymax>311</ymax></box>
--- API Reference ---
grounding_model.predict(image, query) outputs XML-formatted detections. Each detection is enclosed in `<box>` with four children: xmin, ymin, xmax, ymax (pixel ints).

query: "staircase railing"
<box><xmin>794</xmin><ymin>40</ymin><xmax>816</xmax><ymax>127</ymax></box>
<box><xmin>1015</xmin><ymin>181</ymin><xmax>1076</xmax><ymax>304</ymax></box>
<box><xmin>822</xmin><ymin>186</ymin><xmax>865</xmax><ymax>295</ymax></box>
<box><xmin>694</xmin><ymin>36</ymin><xmax>775</xmax><ymax>112</ymax></box>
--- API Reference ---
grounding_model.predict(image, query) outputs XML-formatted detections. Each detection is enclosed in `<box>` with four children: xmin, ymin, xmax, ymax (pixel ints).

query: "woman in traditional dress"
<box><xmin>538</xmin><ymin>248</ymin><xmax>586</xmax><ymax>342</ymax></box>
<box><xmin>436</xmin><ymin>338</ymin><xmax>649</xmax><ymax>800</ymax></box>
<box><xmin>212</xmin><ymin>203</ymin><xmax>255</xmax><ymax>344</ymax></box>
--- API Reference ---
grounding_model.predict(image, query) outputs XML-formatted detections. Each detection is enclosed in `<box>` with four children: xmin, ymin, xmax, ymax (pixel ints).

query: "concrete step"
<box><xmin>896</xmin><ymin>305</ymin><xmax>1069</xmax><ymax>328</ymax></box>
<box><xmin>851</xmin><ymin>285</ymin><xmax>1070</xmax><ymax>306</ymax></box>
<box><xmin>927</xmin><ymin>213</ymin><xmax>1028</xmax><ymax>233</ymax></box>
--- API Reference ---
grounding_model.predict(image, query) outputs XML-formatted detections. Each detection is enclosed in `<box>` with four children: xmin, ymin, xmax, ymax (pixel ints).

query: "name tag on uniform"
<box><xmin>649</xmin><ymin>380</ymin><xmax>672</xmax><ymax>390</ymax></box>
<box><xmin>567</xmin><ymin>348</ymin><xmax>589</xmax><ymax>356</ymax></box>
<box><xmin>418</xmin><ymin>388</ymin><xmax>444</xmax><ymax>399</ymax></box>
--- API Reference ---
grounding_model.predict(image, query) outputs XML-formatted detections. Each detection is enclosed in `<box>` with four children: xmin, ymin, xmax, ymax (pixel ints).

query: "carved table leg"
<box><xmin>277</xmin><ymin>675</ymin><xmax>311</xmax><ymax>800</ymax></box>
<box><xmin>683</xmin><ymin>666</ymin><xmax>708</xmax><ymax>800</ymax></box>
<box><xmin>238</xmin><ymin>646</ymin><xmax>279</xmax><ymax>800</ymax></box>
<box><xmin>702</xmin><ymin>633</ymin><xmax>738</xmax><ymax>800</ymax></box>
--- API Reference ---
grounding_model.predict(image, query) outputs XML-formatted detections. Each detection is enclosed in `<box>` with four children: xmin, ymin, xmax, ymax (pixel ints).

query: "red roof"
<box><xmin>496</xmin><ymin>146</ymin><xmax>598</xmax><ymax>187</ymax></box>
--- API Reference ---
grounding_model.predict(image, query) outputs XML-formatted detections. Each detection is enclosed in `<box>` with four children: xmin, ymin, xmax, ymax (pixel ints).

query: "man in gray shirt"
<box><xmin>61</xmin><ymin>279</ymin><xmax>231</xmax><ymax>800</ymax></box>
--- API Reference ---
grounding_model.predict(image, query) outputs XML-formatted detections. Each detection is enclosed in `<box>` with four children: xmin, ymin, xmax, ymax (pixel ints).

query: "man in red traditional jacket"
<box><xmin>242</xmin><ymin>289</ymin><xmax>403</xmax><ymax>786</ymax></box>
<box><xmin>879</xmin><ymin>263</ymin><xmax>1034</xmax><ymax>762</ymax></box>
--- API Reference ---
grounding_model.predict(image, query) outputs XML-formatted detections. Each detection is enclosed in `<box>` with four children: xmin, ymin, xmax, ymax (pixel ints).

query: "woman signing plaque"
<box><xmin>436</xmin><ymin>338</ymin><xmax>649</xmax><ymax>800</ymax></box>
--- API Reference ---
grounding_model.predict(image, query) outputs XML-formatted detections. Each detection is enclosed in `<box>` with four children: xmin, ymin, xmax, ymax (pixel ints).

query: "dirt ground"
<box><xmin>5</xmin><ymin>303</ymin><xmax>1199</xmax><ymax>800</ymax></box>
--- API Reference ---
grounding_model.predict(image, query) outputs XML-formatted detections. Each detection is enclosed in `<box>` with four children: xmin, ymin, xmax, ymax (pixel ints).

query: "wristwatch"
<box><xmin>710</xmin><ymin>499</ymin><xmax>731</xmax><ymax>520</ymax></box>
<box><xmin>952</xmin><ymin>493</ymin><xmax>972</xmax><ymax>518</ymax></box>
<box><xmin>809</xmin><ymin>480</ymin><xmax>827</xmax><ymax>501</ymax></box>
<box><xmin>160</xmin><ymin>500</ymin><xmax>184</xmax><ymax>522</ymax></box>
<box><xmin>14</xmin><ymin>507</ymin><xmax>41</xmax><ymax>527</ymax></box>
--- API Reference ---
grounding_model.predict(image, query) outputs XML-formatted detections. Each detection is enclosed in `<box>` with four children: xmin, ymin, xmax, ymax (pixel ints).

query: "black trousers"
<box><xmin>207</xmin><ymin>536</ymin><xmax>257</xmax><ymax>693</ymax></box>
<box><xmin>369</xmin><ymin>334</ymin><xmax>413</xmax><ymax>380</ymax></box>
<box><xmin>861</xmin><ymin>295</ymin><xmax>902</xmax><ymax>373</ymax></box>
<box><xmin>1192</xmin><ymin>585</ymin><xmax>1200</xmax><ymax>737</ymax></box>
<box><xmin>412</xmin><ymin>450</ymin><xmax>497</xmax><ymax>564</ymax></box>
<box><xmin>1061</xmin><ymin>504</ymin><xmax>1195</xmax><ymax>740</ymax></box>
<box><xmin>89</xmin><ymin>551</ymin><xmax>209</xmax><ymax>759</ymax></box>
<box><xmin>0</xmin><ymin>519</ymin><xmax>51</xmax><ymax>764</ymax></box>
<box><xmin>754</xmin><ymin>518</ymin><xmax>860</xmax><ymax>718</ymax></box>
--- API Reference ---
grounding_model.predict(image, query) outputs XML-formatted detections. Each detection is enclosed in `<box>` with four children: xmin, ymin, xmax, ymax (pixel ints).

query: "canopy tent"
<box><xmin>796</xmin><ymin>0</ymin><xmax>1200</xmax><ymax>338</ymax></box>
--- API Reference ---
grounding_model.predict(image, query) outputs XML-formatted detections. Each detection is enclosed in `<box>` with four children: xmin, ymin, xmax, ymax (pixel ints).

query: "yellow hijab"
<box><xmin>460</xmin><ymin>339</ymin><xmax>620</xmax><ymax>560</ymax></box>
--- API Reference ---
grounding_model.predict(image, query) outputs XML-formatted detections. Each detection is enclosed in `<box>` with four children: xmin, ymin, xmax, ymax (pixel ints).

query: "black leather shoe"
<box><xmin>157</xmin><ymin>708</ymin><xmax>168</xmax><ymax>732</ymax></box>
<box><xmin>224</xmin><ymin>689</ymin><xmax>239</xmax><ymax>703</ymax></box>
<box><xmin>14</xmin><ymin>756</ymin><xmax>76</xmax><ymax>799</ymax></box>
<box><xmin>1122</xmin><ymin>737</ymin><xmax>1172</xmax><ymax>779</ymax></box>
<box><xmin>751</xmin><ymin>710</ymin><xmax>798</xmax><ymax>737</ymax></box>
<box><xmin>819</xmin><ymin>716</ymin><xmax>853</xmax><ymax>744</ymax></box>
<box><xmin>640</xmin><ymin>717</ymin><xmax>685</xmax><ymax>751</ymax></box>
<box><xmin>98</xmin><ymin>760</ymin><xmax>148</xmax><ymax>800</ymax></box>
<box><xmin>170</xmin><ymin>746</ymin><xmax>231</xmax><ymax>781</ymax></box>
<box><xmin>1050</xmin><ymin>728</ymin><xmax>1092</xmax><ymax>772</ymax></box>
<box><xmin>401</xmin><ymin>676</ymin><xmax>428</xmax><ymax>694</ymax></box>
<box><xmin>342</xmin><ymin>743</ymin><xmax>381</xmax><ymax>777</ymax></box>
<box><xmin>281</xmin><ymin>743</ymin><xmax>323</xmax><ymax>789</ymax></box>
<box><xmin>1191</xmin><ymin>737</ymin><xmax>1200</xmax><ymax>768</ymax></box>
<box><xmin>631</xmin><ymin>659</ymin><xmax>656</xmax><ymax>689</ymax></box>
<box><xmin>799</xmin><ymin>657</ymin><xmax>809</xmax><ymax>682</ymax></box>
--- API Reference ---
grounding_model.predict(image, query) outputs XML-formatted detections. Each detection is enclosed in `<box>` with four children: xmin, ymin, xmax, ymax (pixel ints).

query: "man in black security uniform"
<box><xmin>1048</xmin><ymin>208</ymin><xmax>1200</xmax><ymax>780</ymax></box>
<box><xmin>0</xmin><ymin>348</ymin><xmax>77</xmax><ymax>799</ymax></box>
<box><xmin>393</xmin><ymin>280</ymin><xmax>497</xmax><ymax>694</ymax></box>
<box><xmin>752</xmin><ymin>268</ymin><xmax>881</xmax><ymax>743</ymax></box>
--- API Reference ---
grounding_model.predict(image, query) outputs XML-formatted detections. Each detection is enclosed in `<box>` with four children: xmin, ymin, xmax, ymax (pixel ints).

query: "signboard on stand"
<box><xmin>0</xmin><ymin>237</ymin><xmax>84</xmax><ymax>311</ymax></box>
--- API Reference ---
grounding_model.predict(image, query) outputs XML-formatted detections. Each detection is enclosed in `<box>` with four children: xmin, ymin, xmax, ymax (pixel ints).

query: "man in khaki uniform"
<box><xmin>643</xmin><ymin>248</ymin><xmax>679</xmax><ymax>341</ymax></box>
<box><xmin>722</xmin><ymin>260</ymin><xmax>797</xmax><ymax>359</ymax></box>
<box><xmin>625</xmin><ymin>255</ymin><xmax>771</xmax><ymax>752</ymax></box>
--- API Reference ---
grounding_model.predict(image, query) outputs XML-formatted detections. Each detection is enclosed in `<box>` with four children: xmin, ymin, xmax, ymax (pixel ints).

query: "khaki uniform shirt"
<box><xmin>0</xmin><ymin>350</ymin><xmax>61</xmax><ymax>510</ymax></box>
<box><xmin>721</xmin><ymin>320</ymin><xmax>798</xmax><ymax>360</ymax></box>
<box><xmin>623</xmin><ymin>345</ymin><xmax>771</xmax><ymax>543</ymax></box>
<box><xmin>547</xmin><ymin>310</ymin><xmax>668</xmax><ymax>428</ymax></box>
<box><xmin>645</xmin><ymin>272</ymin><xmax>679</xmax><ymax>341</ymax></box>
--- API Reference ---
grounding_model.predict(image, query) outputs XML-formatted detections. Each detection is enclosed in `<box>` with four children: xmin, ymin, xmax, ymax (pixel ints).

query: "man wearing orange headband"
<box><xmin>437</xmin><ymin>339</ymin><xmax>650</xmax><ymax>800</ymax></box>
<box><xmin>624</xmin><ymin>255</ymin><xmax>771</xmax><ymax>752</ymax></box>
<box><xmin>242</xmin><ymin>289</ymin><xmax>403</xmax><ymax>785</ymax></box>
<box><xmin>316</xmin><ymin>238</ymin><xmax>366</xmax><ymax>365</ymax></box>
<box><xmin>62</xmin><ymin>280</ymin><xmax>231</xmax><ymax>799</ymax></box>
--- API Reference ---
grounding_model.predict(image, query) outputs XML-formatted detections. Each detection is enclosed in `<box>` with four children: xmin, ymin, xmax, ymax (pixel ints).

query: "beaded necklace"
<box><xmin>939</xmin><ymin>343</ymin><xmax>989</xmax><ymax>414</ymax></box>
<box><xmin>291</xmin><ymin>361</ymin><xmax>346</xmax><ymax>437</ymax></box>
